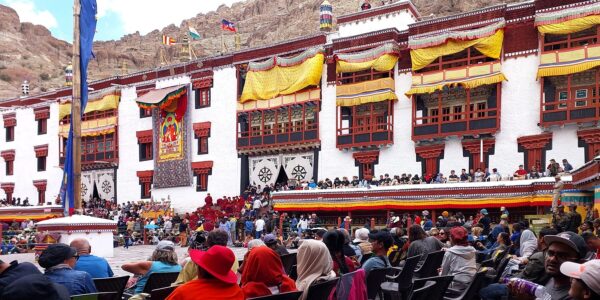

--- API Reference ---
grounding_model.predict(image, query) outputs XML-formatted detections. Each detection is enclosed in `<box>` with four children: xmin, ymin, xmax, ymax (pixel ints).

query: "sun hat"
<box><xmin>156</xmin><ymin>240</ymin><xmax>175</xmax><ymax>251</ymax></box>
<box><xmin>189</xmin><ymin>245</ymin><xmax>237</xmax><ymax>284</ymax></box>
<box><xmin>560</xmin><ymin>260</ymin><xmax>600</xmax><ymax>295</ymax></box>
<box><xmin>353</xmin><ymin>228</ymin><xmax>370</xmax><ymax>243</ymax></box>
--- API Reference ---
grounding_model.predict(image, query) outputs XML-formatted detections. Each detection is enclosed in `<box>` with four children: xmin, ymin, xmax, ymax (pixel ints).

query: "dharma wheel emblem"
<box><xmin>81</xmin><ymin>183</ymin><xmax>88</xmax><ymax>197</ymax></box>
<box><xmin>102</xmin><ymin>180</ymin><xmax>112</xmax><ymax>194</ymax></box>
<box><xmin>258</xmin><ymin>167</ymin><xmax>272</xmax><ymax>183</ymax></box>
<box><xmin>292</xmin><ymin>165</ymin><xmax>307</xmax><ymax>180</ymax></box>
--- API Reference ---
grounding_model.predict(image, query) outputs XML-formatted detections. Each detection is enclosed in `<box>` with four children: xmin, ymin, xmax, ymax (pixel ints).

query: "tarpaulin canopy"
<box><xmin>237</xmin><ymin>89</ymin><xmax>321</xmax><ymax>112</ymax></box>
<box><xmin>59</xmin><ymin>93</ymin><xmax>120</xmax><ymax>120</ymax></box>
<box><xmin>409</xmin><ymin>20</ymin><xmax>505</xmax><ymax>49</ymax></box>
<box><xmin>136</xmin><ymin>85</ymin><xmax>187</xmax><ymax>109</ymax></box>
<box><xmin>335</xmin><ymin>43</ymin><xmax>400</xmax><ymax>73</ymax></box>
<box><xmin>406</xmin><ymin>61</ymin><xmax>507</xmax><ymax>95</ymax></box>
<box><xmin>537</xmin><ymin>43</ymin><xmax>600</xmax><ymax>78</ymax></box>
<box><xmin>410</xmin><ymin>29</ymin><xmax>504</xmax><ymax>71</ymax></box>
<box><xmin>240</xmin><ymin>48</ymin><xmax>324</xmax><ymax>102</ymax></box>
<box><xmin>336</xmin><ymin>77</ymin><xmax>397</xmax><ymax>106</ymax></box>
<box><xmin>536</xmin><ymin>2</ymin><xmax>600</xmax><ymax>35</ymax></box>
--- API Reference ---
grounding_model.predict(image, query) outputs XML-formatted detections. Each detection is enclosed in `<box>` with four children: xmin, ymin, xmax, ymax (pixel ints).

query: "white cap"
<box><xmin>560</xmin><ymin>260</ymin><xmax>600</xmax><ymax>295</ymax></box>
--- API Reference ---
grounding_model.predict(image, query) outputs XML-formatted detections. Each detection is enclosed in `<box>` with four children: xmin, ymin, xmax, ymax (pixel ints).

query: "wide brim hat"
<box><xmin>189</xmin><ymin>246</ymin><xmax>237</xmax><ymax>284</ymax></box>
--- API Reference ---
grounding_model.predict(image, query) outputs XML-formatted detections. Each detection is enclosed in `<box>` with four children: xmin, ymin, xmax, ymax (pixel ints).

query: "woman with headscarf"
<box><xmin>323</xmin><ymin>230</ymin><xmax>356</xmax><ymax>276</ymax></box>
<box><xmin>240</xmin><ymin>246</ymin><xmax>297</xmax><ymax>298</ymax></box>
<box><xmin>296</xmin><ymin>240</ymin><xmax>337</xmax><ymax>300</ymax></box>
<box><xmin>502</xmin><ymin>228</ymin><xmax>537</xmax><ymax>277</ymax></box>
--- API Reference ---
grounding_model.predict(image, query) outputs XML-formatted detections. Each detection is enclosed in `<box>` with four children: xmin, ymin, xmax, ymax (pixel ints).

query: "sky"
<box><xmin>0</xmin><ymin>0</ymin><xmax>243</xmax><ymax>42</ymax></box>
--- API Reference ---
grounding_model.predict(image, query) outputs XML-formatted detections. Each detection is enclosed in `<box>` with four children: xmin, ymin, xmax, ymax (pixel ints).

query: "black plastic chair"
<box><xmin>70</xmin><ymin>292</ymin><xmax>118</xmax><ymax>300</ymax></box>
<box><xmin>150</xmin><ymin>286</ymin><xmax>177</xmax><ymax>300</ymax></box>
<box><xmin>444</xmin><ymin>269</ymin><xmax>488</xmax><ymax>300</ymax></box>
<box><xmin>306</xmin><ymin>278</ymin><xmax>339</xmax><ymax>299</ymax></box>
<box><xmin>289</xmin><ymin>264</ymin><xmax>298</xmax><ymax>281</ymax></box>
<box><xmin>413</xmin><ymin>275</ymin><xmax>454</xmax><ymax>300</ymax></box>
<box><xmin>93</xmin><ymin>275</ymin><xmax>130</xmax><ymax>300</ymax></box>
<box><xmin>280</xmin><ymin>253</ymin><xmax>297</xmax><ymax>275</ymax></box>
<box><xmin>489</xmin><ymin>255</ymin><xmax>510</xmax><ymax>284</ymax></box>
<box><xmin>414</xmin><ymin>251</ymin><xmax>445</xmax><ymax>278</ymax></box>
<box><xmin>123</xmin><ymin>272</ymin><xmax>180</xmax><ymax>298</ymax></box>
<box><xmin>248</xmin><ymin>291</ymin><xmax>303</xmax><ymax>300</ymax></box>
<box><xmin>408</xmin><ymin>281</ymin><xmax>436</xmax><ymax>300</ymax></box>
<box><xmin>366</xmin><ymin>267</ymin><xmax>392</xmax><ymax>300</ymax></box>
<box><xmin>381</xmin><ymin>255</ymin><xmax>421</xmax><ymax>300</ymax></box>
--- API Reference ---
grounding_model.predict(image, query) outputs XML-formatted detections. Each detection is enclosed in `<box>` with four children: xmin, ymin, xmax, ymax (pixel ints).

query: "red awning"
<box><xmin>136</xmin><ymin>85</ymin><xmax>186</xmax><ymax>108</ymax></box>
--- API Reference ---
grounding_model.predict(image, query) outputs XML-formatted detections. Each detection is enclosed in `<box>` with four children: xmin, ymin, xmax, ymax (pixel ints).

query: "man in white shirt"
<box><xmin>252</xmin><ymin>198</ymin><xmax>262</xmax><ymax>217</ymax></box>
<box><xmin>254</xmin><ymin>216</ymin><xmax>265</xmax><ymax>239</ymax></box>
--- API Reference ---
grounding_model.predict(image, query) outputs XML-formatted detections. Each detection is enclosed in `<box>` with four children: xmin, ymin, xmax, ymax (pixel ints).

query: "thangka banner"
<box><xmin>152</xmin><ymin>88</ymin><xmax>192</xmax><ymax>188</ymax></box>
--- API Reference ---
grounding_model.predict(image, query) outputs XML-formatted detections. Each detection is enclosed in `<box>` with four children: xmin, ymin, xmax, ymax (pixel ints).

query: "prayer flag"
<box><xmin>162</xmin><ymin>35</ymin><xmax>176</xmax><ymax>45</ymax></box>
<box><xmin>221</xmin><ymin>19</ymin><xmax>236</xmax><ymax>32</ymax></box>
<box><xmin>189</xmin><ymin>26</ymin><xmax>201</xmax><ymax>40</ymax></box>
<box><xmin>60</xmin><ymin>0</ymin><xmax>97</xmax><ymax>216</ymax></box>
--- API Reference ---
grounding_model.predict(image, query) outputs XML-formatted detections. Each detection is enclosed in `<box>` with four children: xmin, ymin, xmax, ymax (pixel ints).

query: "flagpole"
<box><xmin>72</xmin><ymin>0</ymin><xmax>82</xmax><ymax>212</ymax></box>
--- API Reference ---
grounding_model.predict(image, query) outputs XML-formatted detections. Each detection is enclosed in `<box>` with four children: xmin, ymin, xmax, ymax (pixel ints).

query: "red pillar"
<box><xmin>517</xmin><ymin>133</ymin><xmax>552</xmax><ymax>170</ymax></box>
<box><xmin>577</xmin><ymin>128</ymin><xmax>600</xmax><ymax>161</ymax></box>
<box><xmin>462</xmin><ymin>138</ymin><xmax>495</xmax><ymax>170</ymax></box>
<box><xmin>415</xmin><ymin>144</ymin><xmax>445</xmax><ymax>175</ymax></box>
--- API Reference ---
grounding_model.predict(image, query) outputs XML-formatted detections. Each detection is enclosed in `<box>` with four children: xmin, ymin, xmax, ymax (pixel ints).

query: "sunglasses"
<box><xmin>72</xmin><ymin>254</ymin><xmax>80</xmax><ymax>261</ymax></box>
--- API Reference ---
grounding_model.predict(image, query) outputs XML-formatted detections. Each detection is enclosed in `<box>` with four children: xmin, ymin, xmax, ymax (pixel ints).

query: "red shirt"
<box><xmin>515</xmin><ymin>169</ymin><xmax>527</xmax><ymax>176</ymax></box>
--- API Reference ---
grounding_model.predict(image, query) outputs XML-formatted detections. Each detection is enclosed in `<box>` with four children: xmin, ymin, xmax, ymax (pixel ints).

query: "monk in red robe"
<box><xmin>204</xmin><ymin>193</ymin><xmax>213</xmax><ymax>207</ymax></box>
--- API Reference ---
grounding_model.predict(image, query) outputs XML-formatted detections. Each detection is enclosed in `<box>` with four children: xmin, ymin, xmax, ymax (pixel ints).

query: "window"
<box><xmin>196</xmin><ymin>173</ymin><xmax>209</xmax><ymax>191</ymax></box>
<box><xmin>477</xmin><ymin>102</ymin><xmax>487</xmax><ymax>118</ymax></box>
<box><xmin>139</xmin><ymin>142</ymin><xmax>153</xmax><ymax>161</ymax></box>
<box><xmin>453</xmin><ymin>105</ymin><xmax>463</xmax><ymax>120</ymax></box>
<box><xmin>37</xmin><ymin>119</ymin><xmax>47</xmax><ymax>135</ymax></box>
<box><xmin>429</xmin><ymin>108</ymin><xmax>439</xmax><ymax>124</ymax></box>
<box><xmin>198</xmin><ymin>137</ymin><xmax>208</xmax><ymax>155</ymax></box>
<box><xmin>442</xmin><ymin>107</ymin><xmax>451</xmax><ymax>122</ymax></box>
<box><xmin>37</xmin><ymin>190</ymin><xmax>45</xmax><ymax>206</ymax></box>
<box><xmin>139</xmin><ymin>107</ymin><xmax>152</xmax><ymax>118</ymax></box>
<box><xmin>558</xmin><ymin>91</ymin><xmax>569</xmax><ymax>109</ymax></box>
<box><xmin>37</xmin><ymin>156</ymin><xmax>46</xmax><ymax>172</ymax></box>
<box><xmin>195</xmin><ymin>88</ymin><xmax>211</xmax><ymax>108</ymax></box>
<box><xmin>5</xmin><ymin>127</ymin><xmax>14</xmax><ymax>142</ymax></box>
<box><xmin>575</xmin><ymin>89</ymin><xmax>588</xmax><ymax>107</ymax></box>
<box><xmin>141</xmin><ymin>182</ymin><xmax>151</xmax><ymax>199</ymax></box>
<box><xmin>5</xmin><ymin>160</ymin><xmax>13</xmax><ymax>176</ymax></box>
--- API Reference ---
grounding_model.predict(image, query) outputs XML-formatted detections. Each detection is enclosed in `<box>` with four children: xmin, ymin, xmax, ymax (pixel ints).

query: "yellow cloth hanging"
<box><xmin>336</xmin><ymin>77</ymin><xmax>395</xmax><ymax>97</ymax></box>
<box><xmin>59</xmin><ymin>116</ymin><xmax>117</xmax><ymax>138</ymax></box>
<box><xmin>537</xmin><ymin>43</ymin><xmax>600</xmax><ymax>78</ymax></box>
<box><xmin>407</xmin><ymin>62</ymin><xmax>507</xmax><ymax>95</ymax></box>
<box><xmin>240</xmin><ymin>53</ymin><xmax>324</xmax><ymax>102</ymax></box>
<box><xmin>59</xmin><ymin>94</ymin><xmax>120</xmax><ymax>120</ymax></box>
<box><xmin>336</xmin><ymin>54</ymin><xmax>399</xmax><ymax>73</ymax></box>
<box><xmin>336</xmin><ymin>90</ymin><xmax>397</xmax><ymax>107</ymax></box>
<box><xmin>411</xmin><ymin>29</ymin><xmax>504</xmax><ymax>71</ymax></box>
<box><xmin>538</xmin><ymin>15</ymin><xmax>600</xmax><ymax>35</ymax></box>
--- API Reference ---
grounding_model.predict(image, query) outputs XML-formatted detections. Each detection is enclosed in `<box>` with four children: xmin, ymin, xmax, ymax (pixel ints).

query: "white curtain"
<box><xmin>81</xmin><ymin>171</ymin><xmax>94</xmax><ymax>202</ymax></box>
<box><xmin>249</xmin><ymin>155</ymin><xmax>281</xmax><ymax>188</ymax></box>
<box><xmin>94</xmin><ymin>169</ymin><xmax>115</xmax><ymax>201</ymax></box>
<box><xmin>282</xmin><ymin>152</ymin><xmax>314</xmax><ymax>182</ymax></box>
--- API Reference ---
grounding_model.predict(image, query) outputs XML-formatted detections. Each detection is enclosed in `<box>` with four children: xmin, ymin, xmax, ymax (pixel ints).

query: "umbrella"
<box><xmin>144</xmin><ymin>224</ymin><xmax>159</xmax><ymax>229</ymax></box>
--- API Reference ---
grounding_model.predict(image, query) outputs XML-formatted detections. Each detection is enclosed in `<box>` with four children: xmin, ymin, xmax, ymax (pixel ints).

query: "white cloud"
<box><xmin>96</xmin><ymin>0</ymin><xmax>243</xmax><ymax>35</ymax></box>
<box><xmin>5</xmin><ymin>0</ymin><xmax>58</xmax><ymax>29</ymax></box>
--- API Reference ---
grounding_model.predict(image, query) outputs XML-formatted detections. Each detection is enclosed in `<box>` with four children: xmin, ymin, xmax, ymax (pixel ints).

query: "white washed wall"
<box><xmin>546</xmin><ymin>126</ymin><xmax>585</xmax><ymax>169</ymax></box>
<box><xmin>439</xmin><ymin>138</ymin><xmax>469</xmax><ymax>174</ymax></box>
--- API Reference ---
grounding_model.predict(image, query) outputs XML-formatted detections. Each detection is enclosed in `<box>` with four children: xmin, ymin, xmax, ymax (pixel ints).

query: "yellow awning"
<box><xmin>335</xmin><ymin>43</ymin><xmax>400</xmax><ymax>73</ymax></box>
<box><xmin>537</xmin><ymin>43</ymin><xmax>600</xmax><ymax>78</ymax></box>
<box><xmin>410</xmin><ymin>29</ymin><xmax>504</xmax><ymax>71</ymax></box>
<box><xmin>336</xmin><ymin>77</ymin><xmax>395</xmax><ymax>97</ymax></box>
<box><xmin>59</xmin><ymin>94</ymin><xmax>120</xmax><ymax>120</ymax></box>
<box><xmin>336</xmin><ymin>90</ymin><xmax>397</xmax><ymax>107</ymax></box>
<box><xmin>407</xmin><ymin>61</ymin><xmax>507</xmax><ymax>95</ymax></box>
<box><xmin>240</xmin><ymin>51</ymin><xmax>324</xmax><ymax>102</ymax></box>
<box><xmin>237</xmin><ymin>89</ymin><xmax>321</xmax><ymax>112</ymax></box>
<box><xmin>59</xmin><ymin>116</ymin><xmax>117</xmax><ymax>138</ymax></box>
<box><xmin>538</xmin><ymin>15</ymin><xmax>600</xmax><ymax>35</ymax></box>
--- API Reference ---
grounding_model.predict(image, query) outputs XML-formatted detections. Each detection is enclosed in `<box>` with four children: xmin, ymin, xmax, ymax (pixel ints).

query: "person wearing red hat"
<box><xmin>166</xmin><ymin>245</ymin><xmax>243</xmax><ymax>300</ymax></box>
<box><xmin>240</xmin><ymin>246</ymin><xmax>297</xmax><ymax>298</ymax></box>
<box><xmin>440</xmin><ymin>226</ymin><xmax>477</xmax><ymax>292</ymax></box>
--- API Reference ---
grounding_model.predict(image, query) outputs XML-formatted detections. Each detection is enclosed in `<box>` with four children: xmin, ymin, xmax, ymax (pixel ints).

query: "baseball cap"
<box><xmin>263</xmin><ymin>233</ymin><xmax>277</xmax><ymax>245</ymax></box>
<box><xmin>38</xmin><ymin>244</ymin><xmax>78</xmax><ymax>269</ymax></box>
<box><xmin>156</xmin><ymin>240</ymin><xmax>175</xmax><ymax>251</ymax></box>
<box><xmin>368</xmin><ymin>231</ymin><xmax>393</xmax><ymax>249</ymax></box>
<box><xmin>560</xmin><ymin>260</ymin><xmax>600</xmax><ymax>295</ymax></box>
<box><xmin>480</xmin><ymin>209</ymin><xmax>488</xmax><ymax>215</ymax></box>
<box><xmin>543</xmin><ymin>231</ymin><xmax>588</xmax><ymax>259</ymax></box>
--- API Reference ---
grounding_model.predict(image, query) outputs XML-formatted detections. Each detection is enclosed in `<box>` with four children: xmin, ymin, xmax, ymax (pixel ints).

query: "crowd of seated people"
<box><xmin>1</xmin><ymin>202</ymin><xmax>598</xmax><ymax>300</ymax></box>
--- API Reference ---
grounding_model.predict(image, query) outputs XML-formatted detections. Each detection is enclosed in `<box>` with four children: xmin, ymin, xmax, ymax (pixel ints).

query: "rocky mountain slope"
<box><xmin>0</xmin><ymin>0</ymin><xmax>523</xmax><ymax>99</ymax></box>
